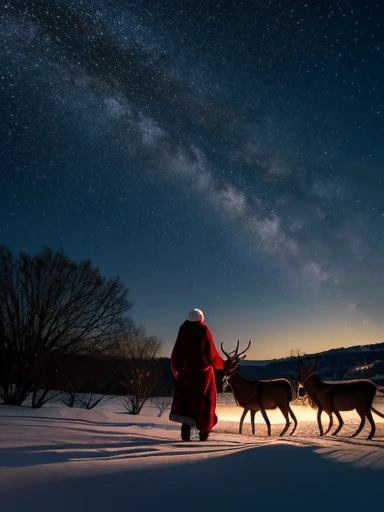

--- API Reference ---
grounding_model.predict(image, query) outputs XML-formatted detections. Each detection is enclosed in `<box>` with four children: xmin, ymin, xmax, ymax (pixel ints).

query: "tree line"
<box><xmin>0</xmin><ymin>245</ymin><xmax>166</xmax><ymax>413</ymax></box>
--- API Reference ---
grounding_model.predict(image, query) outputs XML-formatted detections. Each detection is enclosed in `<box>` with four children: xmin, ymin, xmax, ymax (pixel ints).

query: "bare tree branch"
<box><xmin>150</xmin><ymin>397</ymin><xmax>171</xmax><ymax>417</ymax></box>
<box><xmin>116</xmin><ymin>327</ymin><xmax>163</xmax><ymax>415</ymax></box>
<box><xmin>0</xmin><ymin>246</ymin><xmax>132</xmax><ymax>405</ymax></box>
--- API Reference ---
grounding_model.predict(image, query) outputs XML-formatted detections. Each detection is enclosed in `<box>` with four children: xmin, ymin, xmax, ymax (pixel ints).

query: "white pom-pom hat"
<box><xmin>187</xmin><ymin>308</ymin><xmax>204</xmax><ymax>322</ymax></box>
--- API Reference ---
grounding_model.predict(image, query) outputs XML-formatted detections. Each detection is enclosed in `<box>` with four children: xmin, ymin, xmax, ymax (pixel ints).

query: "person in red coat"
<box><xmin>169</xmin><ymin>308</ymin><xmax>225</xmax><ymax>441</ymax></box>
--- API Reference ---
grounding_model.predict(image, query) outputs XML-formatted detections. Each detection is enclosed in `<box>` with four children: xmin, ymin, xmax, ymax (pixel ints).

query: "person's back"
<box><xmin>169</xmin><ymin>308</ymin><xmax>225</xmax><ymax>441</ymax></box>
<box><xmin>171</xmin><ymin>320</ymin><xmax>216</xmax><ymax>373</ymax></box>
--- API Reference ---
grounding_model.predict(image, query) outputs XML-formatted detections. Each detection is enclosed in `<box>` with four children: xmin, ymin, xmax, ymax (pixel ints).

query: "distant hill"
<box><xmin>239</xmin><ymin>359</ymin><xmax>271</xmax><ymax>367</ymax></box>
<box><xmin>241</xmin><ymin>341</ymin><xmax>384</xmax><ymax>366</ymax></box>
<box><xmin>317</xmin><ymin>341</ymin><xmax>384</xmax><ymax>355</ymax></box>
<box><xmin>236</xmin><ymin>341</ymin><xmax>384</xmax><ymax>384</ymax></box>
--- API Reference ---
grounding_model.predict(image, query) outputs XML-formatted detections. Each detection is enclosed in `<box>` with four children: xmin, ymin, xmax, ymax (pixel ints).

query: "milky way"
<box><xmin>1</xmin><ymin>1</ymin><xmax>384</xmax><ymax>357</ymax></box>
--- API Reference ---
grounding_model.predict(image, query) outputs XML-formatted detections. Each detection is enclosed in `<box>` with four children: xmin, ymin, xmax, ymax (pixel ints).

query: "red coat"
<box><xmin>169</xmin><ymin>320</ymin><xmax>225</xmax><ymax>432</ymax></box>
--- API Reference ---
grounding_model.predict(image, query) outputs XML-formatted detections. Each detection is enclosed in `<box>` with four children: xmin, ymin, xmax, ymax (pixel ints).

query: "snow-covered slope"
<box><xmin>1</xmin><ymin>394</ymin><xmax>384</xmax><ymax>511</ymax></box>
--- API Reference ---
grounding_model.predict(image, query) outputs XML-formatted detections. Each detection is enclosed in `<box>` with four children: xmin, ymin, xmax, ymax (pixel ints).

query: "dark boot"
<box><xmin>199</xmin><ymin>430</ymin><xmax>209</xmax><ymax>441</ymax></box>
<box><xmin>181</xmin><ymin>423</ymin><xmax>191</xmax><ymax>441</ymax></box>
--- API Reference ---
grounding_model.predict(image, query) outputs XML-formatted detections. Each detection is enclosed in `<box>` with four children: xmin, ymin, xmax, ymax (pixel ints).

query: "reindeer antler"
<box><xmin>220</xmin><ymin>342</ymin><xmax>232</xmax><ymax>359</ymax></box>
<box><xmin>221</xmin><ymin>340</ymin><xmax>251</xmax><ymax>360</ymax></box>
<box><xmin>236</xmin><ymin>340</ymin><xmax>251</xmax><ymax>359</ymax></box>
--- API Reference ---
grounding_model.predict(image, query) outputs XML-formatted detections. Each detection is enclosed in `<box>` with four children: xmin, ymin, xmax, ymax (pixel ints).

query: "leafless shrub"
<box><xmin>62</xmin><ymin>390</ymin><xmax>79</xmax><ymax>408</ymax></box>
<box><xmin>117</xmin><ymin>326</ymin><xmax>163</xmax><ymax>415</ymax></box>
<box><xmin>77</xmin><ymin>393</ymin><xmax>109</xmax><ymax>410</ymax></box>
<box><xmin>31</xmin><ymin>388</ymin><xmax>63</xmax><ymax>408</ymax></box>
<box><xmin>150</xmin><ymin>397</ymin><xmax>171</xmax><ymax>417</ymax></box>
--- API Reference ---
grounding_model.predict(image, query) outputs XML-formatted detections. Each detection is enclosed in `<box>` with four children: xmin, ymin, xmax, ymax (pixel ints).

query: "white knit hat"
<box><xmin>187</xmin><ymin>308</ymin><xmax>204</xmax><ymax>322</ymax></box>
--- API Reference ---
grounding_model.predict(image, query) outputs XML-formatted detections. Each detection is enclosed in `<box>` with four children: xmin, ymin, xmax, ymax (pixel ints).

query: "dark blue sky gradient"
<box><xmin>1</xmin><ymin>0</ymin><xmax>384</xmax><ymax>358</ymax></box>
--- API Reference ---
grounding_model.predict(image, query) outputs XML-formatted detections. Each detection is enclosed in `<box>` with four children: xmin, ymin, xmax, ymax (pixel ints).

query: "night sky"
<box><xmin>1</xmin><ymin>1</ymin><xmax>384</xmax><ymax>359</ymax></box>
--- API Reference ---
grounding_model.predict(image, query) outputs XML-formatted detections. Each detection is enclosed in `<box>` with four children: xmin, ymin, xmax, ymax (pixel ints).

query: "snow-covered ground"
<box><xmin>1</xmin><ymin>393</ymin><xmax>384</xmax><ymax>511</ymax></box>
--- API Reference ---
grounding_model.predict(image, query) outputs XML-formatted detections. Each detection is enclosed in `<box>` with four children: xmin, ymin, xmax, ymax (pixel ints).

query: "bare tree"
<box><xmin>0</xmin><ymin>246</ymin><xmax>132</xmax><ymax>405</ymax></box>
<box><xmin>118</xmin><ymin>326</ymin><xmax>163</xmax><ymax>415</ymax></box>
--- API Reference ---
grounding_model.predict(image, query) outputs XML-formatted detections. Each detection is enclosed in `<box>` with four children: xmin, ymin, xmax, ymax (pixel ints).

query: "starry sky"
<box><xmin>1</xmin><ymin>0</ymin><xmax>384</xmax><ymax>360</ymax></box>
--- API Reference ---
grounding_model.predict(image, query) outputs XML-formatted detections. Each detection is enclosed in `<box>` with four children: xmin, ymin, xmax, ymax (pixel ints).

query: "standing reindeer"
<box><xmin>222</xmin><ymin>341</ymin><xmax>298</xmax><ymax>437</ymax></box>
<box><xmin>298</xmin><ymin>357</ymin><xmax>384</xmax><ymax>440</ymax></box>
<box><xmin>237</xmin><ymin>377</ymin><xmax>300</xmax><ymax>434</ymax></box>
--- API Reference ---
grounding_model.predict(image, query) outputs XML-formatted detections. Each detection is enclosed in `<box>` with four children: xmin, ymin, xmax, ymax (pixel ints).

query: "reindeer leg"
<box><xmin>250</xmin><ymin>409</ymin><xmax>256</xmax><ymax>435</ymax></box>
<box><xmin>288</xmin><ymin>405</ymin><xmax>298</xmax><ymax>435</ymax></box>
<box><xmin>350</xmin><ymin>408</ymin><xmax>365</xmax><ymax>438</ymax></box>
<box><xmin>317</xmin><ymin>408</ymin><xmax>324</xmax><ymax>436</ymax></box>
<box><xmin>239</xmin><ymin>408</ymin><xmax>248</xmax><ymax>434</ymax></box>
<box><xmin>278</xmin><ymin>406</ymin><xmax>290</xmax><ymax>437</ymax></box>
<box><xmin>323</xmin><ymin>412</ymin><xmax>333</xmax><ymax>435</ymax></box>
<box><xmin>260</xmin><ymin>407</ymin><xmax>271</xmax><ymax>436</ymax></box>
<box><xmin>366</xmin><ymin>408</ymin><xmax>376</xmax><ymax>440</ymax></box>
<box><xmin>332</xmin><ymin>410</ymin><xmax>344</xmax><ymax>436</ymax></box>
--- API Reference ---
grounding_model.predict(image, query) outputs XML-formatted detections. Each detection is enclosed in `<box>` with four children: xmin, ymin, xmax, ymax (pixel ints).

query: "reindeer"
<box><xmin>298</xmin><ymin>357</ymin><xmax>384</xmax><ymax>440</ymax></box>
<box><xmin>222</xmin><ymin>341</ymin><xmax>298</xmax><ymax>437</ymax></box>
<box><xmin>238</xmin><ymin>407</ymin><xmax>257</xmax><ymax>434</ymax></box>
<box><xmin>237</xmin><ymin>377</ymin><xmax>301</xmax><ymax>434</ymax></box>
